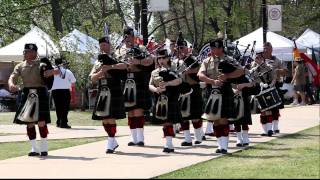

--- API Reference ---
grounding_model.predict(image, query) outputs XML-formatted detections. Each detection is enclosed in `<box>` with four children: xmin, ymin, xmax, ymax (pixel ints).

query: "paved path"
<box><xmin>0</xmin><ymin>105</ymin><xmax>318</xmax><ymax>178</ymax></box>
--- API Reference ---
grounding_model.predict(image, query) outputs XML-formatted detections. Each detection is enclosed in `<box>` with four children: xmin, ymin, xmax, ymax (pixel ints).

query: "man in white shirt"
<box><xmin>51</xmin><ymin>58</ymin><xmax>76</xmax><ymax>128</ymax></box>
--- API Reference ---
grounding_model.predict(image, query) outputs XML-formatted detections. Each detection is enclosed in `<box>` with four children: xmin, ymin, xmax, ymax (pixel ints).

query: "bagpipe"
<box><xmin>98</xmin><ymin>53</ymin><xmax>127</xmax><ymax>80</ymax></box>
<box><xmin>40</xmin><ymin>57</ymin><xmax>54</xmax><ymax>90</ymax></box>
<box><xmin>154</xmin><ymin>67</ymin><xmax>193</xmax><ymax>120</ymax></box>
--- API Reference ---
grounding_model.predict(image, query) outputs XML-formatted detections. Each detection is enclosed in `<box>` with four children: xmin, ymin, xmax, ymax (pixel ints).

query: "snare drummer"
<box><xmin>251</xmin><ymin>51</ymin><xmax>277</xmax><ymax>136</ymax></box>
<box><xmin>149</xmin><ymin>49</ymin><xmax>182</xmax><ymax>153</ymax></box>
<box><xmin>89</xmin><ymin>36</ymin><xmax>127</xmax><ymax>154</ymax></box>
<box><xmin>198</xmin><ymin>39</ymin><xmax>244</xmax><ymax>154</ymax></box>
<box><xmin>8</xmin><ymin>44</ymin><xmax>56</xmax><ymax>157</ymax></box>
<box><xmin>263</xmin><ymin>42</ymin><xmax>288</xmax><ymax>134</ymax></box>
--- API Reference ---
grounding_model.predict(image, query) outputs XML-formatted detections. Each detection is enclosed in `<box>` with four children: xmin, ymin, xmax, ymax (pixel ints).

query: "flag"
<box><xmin>300</xmin><ymin>52</ymin><xmax>320</xmax><ymax>86</ymax></box>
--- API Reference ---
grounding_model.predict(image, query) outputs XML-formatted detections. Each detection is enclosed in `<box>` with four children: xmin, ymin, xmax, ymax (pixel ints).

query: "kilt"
<box><xmin>125</xmin><ymin>71</ymin><xmax>152</xmax><ymax>111</ymax></box>
<box><xmin>92</xmin><ymin>78</ymin><xmax>126</xmax><ymax>120</ymax></box>
<box><xmin>181</xmin><ymin>84</ymin><xmax>203</xmax><ymax>120</ymax></box>
<box><xmin>221</xmin><ymin>83</ymin><xmax>235</xmax><ymax>119</ymax></box>
<box><xmin>14</xmin><ymin>87</ymin><xmax>51</xmax><ymax>124</ymax></box>
<box><xmin>152</xmin><ymin>89</ymin><xmax>181</xmax><ymax>124</ymax></box>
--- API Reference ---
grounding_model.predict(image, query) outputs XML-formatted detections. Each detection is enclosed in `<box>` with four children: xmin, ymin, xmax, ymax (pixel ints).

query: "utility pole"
<box><xmin>262</xmin><ymin>0</ymin><xmax>267</xmax><ymax>43</ymax></box>
<box><xmin>140</xmin><ymin>0</ymin><xmax>148</xmax><ymax>46</ymax></box>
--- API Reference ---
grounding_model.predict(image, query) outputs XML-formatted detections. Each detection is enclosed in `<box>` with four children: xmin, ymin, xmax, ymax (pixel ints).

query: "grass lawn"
<box><xmin>0</xmin><ymin>111</ymin><xmax>128</xmax><ymax>126</ymax></box>
<box><xmin>0</xmin><ymin>137</ymin><xmax>105</xmax><ymax>160</ymax></box>
<box><xmin>156</xmin><ymin>126</ymin><xmax>320</xmax><ymax>179</ymax></box>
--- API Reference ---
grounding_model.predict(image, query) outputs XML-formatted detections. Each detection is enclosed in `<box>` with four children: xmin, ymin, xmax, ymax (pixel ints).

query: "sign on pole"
<box><xmin>149</xmin><ymin>0</ymin><xmax>169</xmax><ymax>12</ymax></box>
<box><xmin>268</xmin><ymin>5</ymin><xmax>282</xmax><ymax>31</ymax></box>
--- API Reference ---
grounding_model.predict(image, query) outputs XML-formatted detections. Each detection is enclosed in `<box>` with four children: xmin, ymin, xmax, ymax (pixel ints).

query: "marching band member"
<box><xmin>198</xmin><ymin>39</ymin><xmax>244</xmax><ymax>154</ymax></box>
<box><xmin>115</xmin><ymin>27</ymin><xmax>155</xmax><ymax>146</ymax></box>
<box><xmin>263</xmin><ymin>42</ymin><xmax>288</xmax><ymax>134</ymax></box>
<box><xmin>89</xmin><ymin>36</ymin><xmax>127</xmax><ymax>153</ymax></box>
<box><xmin>250</xmin><ymin>51</ymin><xmax>277</xmax><ymax>136</ymax></box>
<box><xmin>149</xmin><ymin>49</ymin><xmax>182</xmax><ymax>153</ymax></box>
<box><xmin>174</xmin><ymin>39</ymin><xmax>204</xmax><ymax>146</ymax></box>
<box><xmin>8</xmin><ymin>44</ymin><xmax>55</xmax><ymax>156</ymax></box>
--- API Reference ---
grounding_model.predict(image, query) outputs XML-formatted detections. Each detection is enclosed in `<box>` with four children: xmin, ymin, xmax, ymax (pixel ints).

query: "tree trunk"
<box><xmin>50</xmin><ymin>0</ymin><xmax>63</xmax><ymax>33</ymax></box>
<box><xmin>183</xmin><ymin>0</ymin><xmax>193</xmax><ymax>42</ymax></box>
<box><xmin>158</xmin><ymin>13</ymin><xmax>168</xmax><ymax>39</ymax></box>
<box><xmin>114</xmin><ymin>0</ymin><xmax>127</xmax><ymax>27</ymax></box>
<box><xmin>140</xmin><ymin>0</ymin><xmax>148</xmax><ymax>45</ymax></box>
<box><xmin>134</xmin><ymin>0</ymin><xmax>141</xmax><ymax>30</ymax></box>
<box><xmin>190</xmin><ymin>0</ymin><xmax>198</xmax><ymax>49</ymax></box>
<box><xmin>199</xmin><ymin>0</ymin><xmax>206</xmax><ymax>48</ymax></box>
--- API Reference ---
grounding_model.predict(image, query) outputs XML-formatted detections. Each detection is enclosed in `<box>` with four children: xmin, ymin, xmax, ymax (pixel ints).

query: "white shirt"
<box><xmin>51</xmin><ymin>67</ymin><xmax>76</xmax><ymax>90</ymax></box>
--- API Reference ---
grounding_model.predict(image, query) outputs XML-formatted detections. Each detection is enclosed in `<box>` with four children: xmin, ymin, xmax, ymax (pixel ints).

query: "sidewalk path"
<box><xmin>0</xmin><ymin>105</ymin><xmax>318</xmax><ymax>178</ymax></box>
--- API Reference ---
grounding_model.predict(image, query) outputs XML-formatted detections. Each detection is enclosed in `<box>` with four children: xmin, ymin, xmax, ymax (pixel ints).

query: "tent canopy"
<box><xmin>0</xmin><ymin>26</ymin><xmax>59</xmax><ymax>62</ymax></box>
<box><xmin>296</xmin><ymin>28</ymin><xmax>320</xmax><ymax>49</ymax></box>
<box><xmin>59</xmin><ymin>29</ymin><xmax>99</xmax><ymax>54</ymax></box>
<box><xmin>234</xmin><ymin>27</ymin><xmax>305</xmax><ymax>61</ymax></box>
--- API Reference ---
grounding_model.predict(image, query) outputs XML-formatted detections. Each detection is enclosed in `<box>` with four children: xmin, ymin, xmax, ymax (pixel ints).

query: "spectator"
<box><xmin>291</xmin><ymin>58</ymin><xmax>306</xmax><ymax>105</ymax></box>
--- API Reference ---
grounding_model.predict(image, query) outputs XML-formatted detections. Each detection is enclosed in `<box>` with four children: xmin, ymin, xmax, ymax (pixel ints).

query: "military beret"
<box><xmin>209</xmin><ymin>39</ymin><xmax>224</xmax><ymax>48</ymax></box>
<box><xmin>99</xmin><ymin>36</ymin><xmax>110</xmax><ymax>44</ymax></box>
<box><xmin>24</xmin><ymin>43</ymin><xmax>38</xmax><ymax>51</ymax></box>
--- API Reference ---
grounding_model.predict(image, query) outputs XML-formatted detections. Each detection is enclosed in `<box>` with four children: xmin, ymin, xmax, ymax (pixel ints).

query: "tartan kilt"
<box><xmin>152</xmin><ymin>90</ymin><xmax>181</xmax><ymax>124</ymax></box>
<box><xmin>181</xmin><ymin>84</ymin><xmax>203</xmax><ymax>120</ymax></box>
<box><xmin>230</xmin><ymin>90</ymin><xmax>252</xmax><ymax>125</ymax></box>
<box><xmin>92</xmin><ymin>79</ymin><xmax>126</xmax><ymax>120</ymax></box>
<box><xmin>125</xmin><ymin>72</ymin><xmax>152</xmax><ymax>112</ymax></box>
<box><xmin>14</xmin><ymin>87</ymin><xmax>51</xmax><ymax>124</ymax></box>
<box><xmin>221</xmin><ymin>83</ymin><xmax>235</xmax><ymax>119</ymax></box>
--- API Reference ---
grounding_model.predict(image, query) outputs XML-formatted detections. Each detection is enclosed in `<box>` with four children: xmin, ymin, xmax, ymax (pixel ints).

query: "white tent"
<box><xmin>59</xmin><ymin>29</ymin><xmax>99</xmax><ymax>54</ymax></box>
<box><xmin>296</xmin><ymin>28</ymin><xmax>320</xmax><ymax>48</ymax></box>
<box><xmin>0</xmin><ymin>26</ymin><xmax>59</xmax><ymax>62</ymax></box>
<box><xmin>234</xmin><ymin>27</ymin><xmax>305</xmax><ymax>61</ymax></box>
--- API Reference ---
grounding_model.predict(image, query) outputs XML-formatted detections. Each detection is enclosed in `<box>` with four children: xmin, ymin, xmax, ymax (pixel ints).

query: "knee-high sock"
<box><xmin>27</xmin><ymin>126</ymin><xmax>37</xmax><ymax>153</ymax></box>
<box><xmin>242</xmin><ymin>130</ymin><xmax>250</xmax><ymax>144</ymax></box>
<box><xmin>107</xmin><ymin>137</ymin><xmax>118</xmax><ymax>150</ymax></box>
<box><xmin>205</xmin><ymin>121</ymin><xmax>214</xmax><ymax>134</ymax></box>
<box><xmin>39</xmin><ymin>125</ymin><xmax>48</xmax><ymax>138</ymax></box>
<box><xmin>27</xmin><ymin>126</ymin><xmax>36</xmax><ymax>140</ymax></box>
<box><xmin>192</xmin><ymin>120</ymin><xmax>203</xmax><ymax>142</ymax></box>
<box><xmin>221</xmin><ymin>136</ymin><xmax>229</xmax><ymax>150</ymax></box>
<box><xmin>128</xmin><ymin>117</ymin><xmax>137</xmax><ymax>143</ymax></box>
<box><xmin>163</xmin><ymin>125</ymin><xmax>174</xmax><ymax>149</ymax></box>
<box><xmin>40</xmin><ymin>138</ymin><xmax>48</xmax><ymax>152</ymax></box>
<box><xmin>236</xmin><ymin>132</ymin><xmax>243</xmax><ymax>144</ymax></box>
<box><xmin>136</xmin><ymin>116</ymin><xmax>145</xmax><ymax>142</ymax></box>
<box><xmin>183</xmin><ymin>130</ymin><xmax>192</xmax><ymax>143</ymax></box>
<box><xmin>273</xmin><ymin>120</ymin><xmax>279</xmax><ymax>131</ymax></box>
<box><xmin>180</xmin><ymin>120</ymin><xmax>190</xmax><ymax>131</ymax></box>
<box><xmin>261</xmin><ymin>115</ymin><xmax>272</xmax><ymax>133</ymax></box>
<box><xmin>103</xmin><ymin>124</ymin><xmax>117</xmax><ymax>137</ymax></box>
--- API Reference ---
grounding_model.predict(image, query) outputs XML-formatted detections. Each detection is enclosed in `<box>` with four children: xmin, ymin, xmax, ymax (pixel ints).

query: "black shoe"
<box><xmin>137</xmin><ymin>141</ymin><xmax>144</xmax><ymax>146</ymax></box>
<box><xmin>202</xmin><ymin>136</ymin><xmax>206</xmax><ymax>141</ymax></box>
<box><xmin>28</xmin><ymin>152</ymin><xmax>40</xmax><ymax>156</ymax></box>
<box><xmin>274</xmin><ymin>130</ymin><xmax>280</xmax><ymax>134</ymax></box>
<box><xmin>60</xmin><ymin>124</ymin><xmax>72</xmax><ymax>129</ymax></box>
<box><xmin>236</xmin><ymin>143</ymin><xmax>243</xmax><ymax>147</ymax></box>
<box><xmin>128</xmin><ymin>142</ymin><xmax>136</xmax><ymax>146</ymax></box>
<box><xmin>268</xmin><ymin>130</ymin><xmax>273</xmax><ymax>137</ymax></box>
<box><xmin>106</xmin><ymin>149</ymin><xmax>114</xmax><ymax>154</ymax></box>
<box><xmin>195</xmin><ymin>141</ymin><xmax>202</xmax><ymax>144</ymax></box>
<box><xmin>243</xmin><ymin>143</ymin><xmax>249</xmax><ymax>146</ymax></box>
<box><xmin>261</xmin><ymin>133</ymin><xmax>267</xmax><ymax>136</ymax></box>
<box><xmin>40</xmin><ymin>152</ymin><xmax>48</xmax><ymax>156</ymax></box>
<box><xmin>221</xmin><ymin>149</ymin><xmax>228</xmax><ymax>154</ymax></box>
<box><xmin>181</xmin><ymin>141</ymin><xmax>193</xmax><ymax>146</ymax></box>
<box><xmin>163</xmin><ymin>148</ymin><xmax>174</xmax><ymax>153</ymax></box>
<box><xmin>215</xmin><ymin>149</ymin><xmax>222</xmax><ymax>153</ymax></box>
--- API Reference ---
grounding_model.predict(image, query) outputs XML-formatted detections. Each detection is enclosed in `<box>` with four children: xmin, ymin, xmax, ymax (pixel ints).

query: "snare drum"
<box><xmin>255</xmin><ymin>87</ymin><xmax>282</xmax><ymax>112</ymax></box>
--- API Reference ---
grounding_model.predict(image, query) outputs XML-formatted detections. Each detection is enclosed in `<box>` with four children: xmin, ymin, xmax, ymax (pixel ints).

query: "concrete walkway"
<box><xmin>0</xmin><ymin>105</ymin><xmax>318</xmax><ymax>178</ymax></box>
